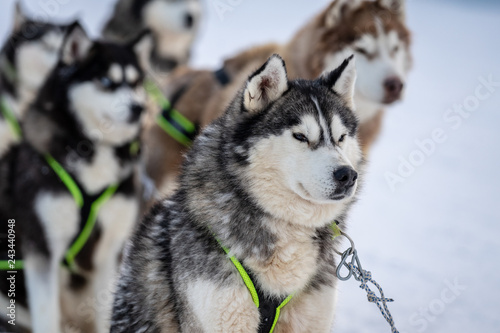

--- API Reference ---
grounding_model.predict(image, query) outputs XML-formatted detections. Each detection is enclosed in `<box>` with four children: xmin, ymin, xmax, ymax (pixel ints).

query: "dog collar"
<box><xmin>144</xmin><ymin>78</ymin><xmax>196</xmax><ymax>147</ymax></box>
<box><xmin>0</xmin><ymin>96</ymin><xmax>22</xmax><ymax>140</ymax></box>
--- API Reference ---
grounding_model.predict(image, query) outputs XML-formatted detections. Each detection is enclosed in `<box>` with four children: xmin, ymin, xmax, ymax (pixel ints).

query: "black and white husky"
<box><xmin>0</xmin><ymin>7</ymin><xmax>74</xmax><ymax>331</ymax></box>
<box><xmin>0</xmin><ymin>3</ymin><xmax>72</xmax><ymax>157</ymax></box>
<box><xmin>5</xmin><ymin>22</ymin><xmax>152</xmax><ymax>333</ymax></box>
<box><xmin>102</xmin><ymin>0</ymin><xmax>202</xmax><ymax>73</ymax></box>
<box><xmin>111</xmin><ymin>54</ymin><xmax>363</xmax><ymax>332</ymax></box>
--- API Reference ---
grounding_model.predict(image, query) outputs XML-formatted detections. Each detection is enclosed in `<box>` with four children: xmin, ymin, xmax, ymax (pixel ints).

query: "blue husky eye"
<box><xmin>100</xmin><ymin>76</ymin><xmax>113</xmax><ymax>88</ymax></box>
<box><xmin>293</xmin><ymin>133</ymin><xmax>309</xmax><ymax>143</ymax></box>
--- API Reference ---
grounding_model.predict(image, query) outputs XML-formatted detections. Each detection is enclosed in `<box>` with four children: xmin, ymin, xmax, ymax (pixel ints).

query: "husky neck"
<box><xmin>25</xmin><ymin>105</ymin><xmax>137</xmax><ymax>195</ymax></box>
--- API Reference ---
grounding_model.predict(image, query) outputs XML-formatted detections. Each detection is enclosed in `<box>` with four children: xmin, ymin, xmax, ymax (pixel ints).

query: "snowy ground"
<box><xmin>1</xmin><ymin>0</ymin><xmax>499</xmax><ymax>332</ymax></box>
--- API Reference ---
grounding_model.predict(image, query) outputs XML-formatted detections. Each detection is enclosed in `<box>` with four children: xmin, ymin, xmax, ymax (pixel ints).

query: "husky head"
<box><xmin>211</xmin><ymin>55</ymin><xmax>362</xmax><ymax>227</ymax></box>
<box><xmin>103</xmin><ymin>0</ymin><xmax>202</xmax><ymax>73</ymax></box>
<box><xmin>315</xmin><ymin>0</ymin><xmax>411</xmax><ymax>121</ymax></box>
<box><xmin>0</xmin><ymin>3</ymin><xmax>71</xmax><ymax>117</ymax></box>
<box><xmin>32</xmin><ymin>23</ymin><xmax>152</xmax><ymax>146</ymax></box>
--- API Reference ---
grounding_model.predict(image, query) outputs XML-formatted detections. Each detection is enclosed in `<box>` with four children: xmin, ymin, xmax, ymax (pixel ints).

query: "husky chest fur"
<box><xmin>111</xmin><ymin>55</ymin><xmax>363</xmax><ymax>332</ymax></box>
<box><xmin>8</xmin><ymin>24</ymin><xmax>152</xmax><ymax>333</ymax></box>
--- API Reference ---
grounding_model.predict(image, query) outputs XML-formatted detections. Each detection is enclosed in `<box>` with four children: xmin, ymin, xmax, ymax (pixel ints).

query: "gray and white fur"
<box><xmin>111</xmin><ymin>54</ymin><xmax>364</xmax><ymax>332</ymax></box>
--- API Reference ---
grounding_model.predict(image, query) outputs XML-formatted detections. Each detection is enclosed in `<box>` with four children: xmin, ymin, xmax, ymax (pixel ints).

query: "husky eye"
<box><xmin>293</xmin><ymin>133</ymin><xmax>309</xmax><ymax>143</ymax></box>
<box><xmin>99</xmin><ymin>76</ymin><xmax>113</xmax><ymax>89</ymax></box>
<box><xmin>355</xmin><ymin>47</ymin><xmax>368</xmax><ymax>56</ymax></box>
<box><xmin>338</xmin><ymin>134</ymin><xmax>346</xmax><ymax>143</ymax></box>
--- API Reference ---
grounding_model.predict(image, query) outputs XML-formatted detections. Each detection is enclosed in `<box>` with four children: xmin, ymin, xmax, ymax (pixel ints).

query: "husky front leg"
<box><xmin>24</xmin><ymin>254</ymin><xmax>62</xmax><ymax>333</ymax></box>
<box><xmin>183</xmin><ymin>279</ymin><xmax>260</xmax><ymax>333</ymax></box>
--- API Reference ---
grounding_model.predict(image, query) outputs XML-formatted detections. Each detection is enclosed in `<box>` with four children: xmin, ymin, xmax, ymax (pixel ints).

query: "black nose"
<box><xmin>129</xmin><ymin>104</ymin><xmax>144</xmax><ymax>122</ymax></box>
<box><xmin>333</xmin><ymin>167</ymin><xmax>358</xmax><ymax>189</ymax></box>
<box><xmin>383</xmin><ymin>76</ymin><xmax>404</xmax><ymax>103</ymax></box>
<box><xmin>185</xmin><ymin>13</ymin><xmax>194</xmax><ymax>29</ymax></box>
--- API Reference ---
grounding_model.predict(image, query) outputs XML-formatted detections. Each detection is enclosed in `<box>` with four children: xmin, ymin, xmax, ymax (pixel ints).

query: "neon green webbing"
<box><xmin>331</xmin><ymin>222</ymin><xmax>342</xmax><ymax>240</ymax></box>
<box><xmin>0</xmin><ymin>260</ymin><xmax>24</xmax><ymax>270</ymax></box>
<box><xmin>0</xmin><ymin>96</ymin><xmax>22</xmax><ymax>140</ymax></box>
<box><xmin>220</xmin><ymin>245</ymin><xmax>260</xmax><ymax>308</ymax></box>
<box><xmin>269</xmin><ymin>294</ymin><xmax>294</xmax><ymax>333</ymax></box>
<box><xmin>44</xmin><ymin>154</ymin><xmax>118</xmax><ymax>271</ymax></box>
<box><xmin>156</xmin><ymin>115</ymin><xmax>192</xmax><ymax>147</ymax></box>
<box><xmin>144</xmin><ymin>78</ymin><xmax>195</xmax><ymax>147</ymax></box>
<box><xmin>44</xmin><ymin>154</ymin><xmax>84</xmax><ymax>208</ymax></box>
<box><xmin>64</xmin><ymin>184</ymin><xmax>118</xmax><ymax>271</ymax></box>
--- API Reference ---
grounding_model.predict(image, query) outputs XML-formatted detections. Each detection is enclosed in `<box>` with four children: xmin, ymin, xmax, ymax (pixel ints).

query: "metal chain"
<box><xmin>335</xmin><ymin>231</ymin><xmax>399</xmax><ymax>333</ymax></box>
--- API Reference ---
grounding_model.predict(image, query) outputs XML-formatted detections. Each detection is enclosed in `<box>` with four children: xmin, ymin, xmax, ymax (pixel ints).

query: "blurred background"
<box><xmin>1</xmin><ymin>0</ymin><xmax>499</xmax><ymax>332</ymax></box>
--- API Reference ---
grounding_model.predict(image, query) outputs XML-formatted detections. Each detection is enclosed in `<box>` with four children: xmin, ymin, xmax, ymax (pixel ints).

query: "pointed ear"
<box><xmin>13</xmin><ymin>2</ymin><xmax>27</xmax><ymax>32</ymax></box>
<box><xmin>324</xmin><ymin>0</ymin><xmax>363</xmax><ymax>28</ymax></box>
<box><xmin>129</xmin><ymin>30</ymin><xmax>154</xmax><ymax>72</ymax></box>
<box><xmin>378</xmin><ymin>0</ymin><xmax>406</xmax><ymax>21</ymax></box>
<box><xmin>60</xmin><ymin>22</ymin><xmax>92</xmax><ymax>65</ymax></box>
<box><xmin>320</xmin><ymin>55</ymin><xmax>357</xmax><ymax>109</ymax></box>
<box><xmin>243</xmin><ymin>54</ymin><xmax>288</xmax><ymax>113</ymax></box>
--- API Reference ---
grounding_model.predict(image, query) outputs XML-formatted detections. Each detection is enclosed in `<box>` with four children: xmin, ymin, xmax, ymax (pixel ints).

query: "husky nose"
<box><xmin>333</xmin><ymin>167</ymin><xmax>358</xmax><ymax>189</ymax></box>
<box><xmin>185</xmin><ymin>13</ymin><xmax>194</xmax><ymax>29</ymax></box>
<box><xmin>129</xmin><ymin>104</ymin><xmax>144</xmax><ymax>122</ymax></box>
<box><xmin>383</xmin><ymin>76</ymin><xmax>404</xmax><ymax>103</ymax></box>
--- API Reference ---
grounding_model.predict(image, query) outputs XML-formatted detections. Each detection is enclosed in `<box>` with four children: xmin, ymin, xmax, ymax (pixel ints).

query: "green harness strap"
<box><xmin>0</xmin><ymin>96</ymin><xmax>22</xmax><ymax>140</ymax></box>
<box><xmin>0</xmin><ymin>154</ymin><xmax>118</xmax><ymax>272</ymax></box>
<box><xmin>219</xmin><ymin>243</ymin><xmax>294</xmax><ymax>333</ymax></box>
<box><xmin>218</xmin><ymin>221</ymin><xmax>342</xmax><ymax>332</ymax></box>
<box><xmin>46</xmin><ymin>154</ymin><xmax>119</xmax><ymax>272</ymax></box>
<box><xmin>144</xmin><ymin>79</ymin><xmax>196</xmax><ymax>147</ymax></box>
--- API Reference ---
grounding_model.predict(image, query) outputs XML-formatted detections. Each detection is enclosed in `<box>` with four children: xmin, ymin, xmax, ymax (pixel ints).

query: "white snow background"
<box><xmin>1</xmin><ymin>0</ymin><xmax>499</xmax><ymax>332</ymax></box>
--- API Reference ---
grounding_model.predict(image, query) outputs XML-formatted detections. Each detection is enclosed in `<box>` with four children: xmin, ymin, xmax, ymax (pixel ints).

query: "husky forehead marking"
<box><xmin>108</xmin><ymin>63</ymin><xmax>124</xmax><ymax>83</ymax></box>
<box><xmin>125</xmin><ymin>65</ymin><xmax>139</xmax><ymax>83</ymax></box>
<box><xmin>311</xmin><ymin>95</ymin><xmax>333</xmax><ymax>146</ymax></box>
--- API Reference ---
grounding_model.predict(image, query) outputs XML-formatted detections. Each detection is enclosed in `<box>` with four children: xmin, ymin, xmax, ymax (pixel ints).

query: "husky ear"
<box><xmin>13</xmin><ymin>2</ymin><xmax>27</xmax><ymax>32</ymax></box>
<box><xmin>320</xmin><ymin>55</ymin><xmax>357</xmax><ymax>109</ymax></box>
<box><xmin>378</xmin><ymin>0</ymin><xmax>406</xmax><ymax>21</ymax></box>
<box><xmin>129</xmin><ymin>30</ymin><xmax>154</xmax><ymax>72</ymax></box>
<box><xmin>60</xmin><ymin>22</ymin><xmax>92</xmax><ymax>65</ymax></box>
<box><xmin>243</xmin><ymin>54</ymin><xmax>288</xmax><ymax>113</ymax></box>
<box><xmin>324</xmin><ymin>0</ymin><xmax>363</xmax><ymax>28</ymax></box>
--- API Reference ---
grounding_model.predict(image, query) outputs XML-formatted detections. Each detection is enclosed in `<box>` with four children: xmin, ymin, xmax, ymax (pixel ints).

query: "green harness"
<box><xmin>0</xmin><ymin>96</ymin><xmax>22</xmax><ymax>141</ymax></box>
<box><xmin>0</xmin><ymin>153</ymin><xmax>119</xmax><ymax>272</ymax></box>
<box><xmin>216</xmin><ymin>223</ymin><xmax>342</xmax><ymax>333</ymax></box>
<box><xmin>145</xmin><ymin>79</ymin><xmax>196</xmax><ymax>147</ymax></box>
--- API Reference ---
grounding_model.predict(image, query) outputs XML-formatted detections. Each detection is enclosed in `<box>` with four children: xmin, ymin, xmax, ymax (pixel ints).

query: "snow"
<box><xmin>1</xmin><ymin>0</ymin><xmax>499</xmax><ymax>332</ymax></box>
